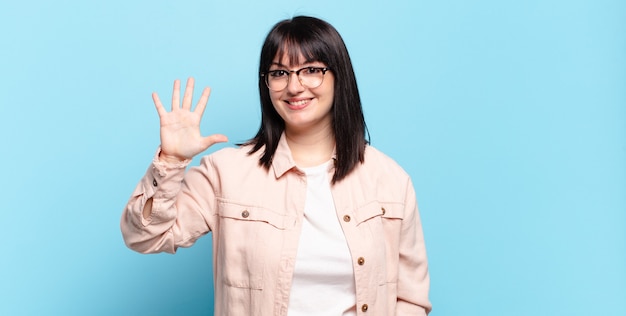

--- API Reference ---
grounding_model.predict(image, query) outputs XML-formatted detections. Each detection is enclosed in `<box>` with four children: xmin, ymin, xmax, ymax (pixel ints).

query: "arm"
<box><xmin>396</xmin><ymin>178</ymin><xmax>432</xmax><ymax>315</ymax></box>
<box><xmin>120</xmin><ymin>78</ymin><xmax>227</xmax><ymax>254</ymax></box>
<box><xmin>121</xmin><ymin>151</ymin><xmax>190</xmax><ymax>253</ymax></box>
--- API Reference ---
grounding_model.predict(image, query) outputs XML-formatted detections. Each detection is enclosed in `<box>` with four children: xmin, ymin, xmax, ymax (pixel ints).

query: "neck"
<box><xmin>284</xmin><ymin>125</ymin><xmax>335</xmax><ymax>168</ymax></box>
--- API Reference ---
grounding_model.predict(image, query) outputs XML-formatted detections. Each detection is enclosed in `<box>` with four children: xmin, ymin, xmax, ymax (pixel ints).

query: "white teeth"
<box><xmin>289</xmin><ymin>99</ymin><xmax>309</xmax><ymax>106</ymax></box>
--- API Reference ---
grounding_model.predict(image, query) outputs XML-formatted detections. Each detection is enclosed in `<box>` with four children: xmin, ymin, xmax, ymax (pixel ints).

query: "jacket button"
<box><xmin>357</xmin><ymin>257</ymin><xmax>365</xmax><ymax>265</ymax></box>
<box><xmin>241</xmin><ymin>210</ymin><xmax>250</xmax><ymax>218</ymax></box>
<box><xmin>381</xmin><ymin>207</ymin><xmax>386</xmax><ymax>215</ymax></box>
<box><xmin>152</xmin><ymin>179</ymin><xmax>158</xmax><ymax>187</ymax></box>
<box><xmin>361</xmin><ymin>304</ymin><xmax>368</xmax><ymax>312</ymax></box>
<box><xmin>343</xmin><ymin>215</ymin><xmax>351</xmax><ymax>222</ymax></box>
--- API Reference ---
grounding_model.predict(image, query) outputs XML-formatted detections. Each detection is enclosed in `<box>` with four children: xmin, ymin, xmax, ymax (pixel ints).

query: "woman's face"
<box><xmin>268</xmin><ymin>52</ymin><xmax>335</xmax><ymax>135</ymax></box>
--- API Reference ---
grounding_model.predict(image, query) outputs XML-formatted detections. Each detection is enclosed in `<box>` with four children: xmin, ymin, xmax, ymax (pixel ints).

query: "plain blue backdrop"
<box><xmin>1</xmin><ymin>0</ymin><xmax>624</xmax><ymax>315</ymax></box>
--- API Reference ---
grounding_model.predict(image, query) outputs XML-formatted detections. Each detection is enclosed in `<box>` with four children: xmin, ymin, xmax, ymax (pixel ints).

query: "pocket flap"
<box><xmin>217</xmin><ymin>201</ymin><xmax>296</xmax><ymax>230</ymax></box>
<box><xmin>380</xmin><ymin>202</ymin><xmax>404</xmax><ymax>220</ymax></box>
<box><xmin>354</xmin><ymin>201</ymin><xmax>386</xmax><ymax>225</ymax></box>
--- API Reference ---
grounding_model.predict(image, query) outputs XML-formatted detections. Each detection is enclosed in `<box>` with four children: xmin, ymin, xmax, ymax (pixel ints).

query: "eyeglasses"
<box><xmin>261</xmin><ymin>67</ymin><xmax>331</xmax><ymax>91</ymax></box>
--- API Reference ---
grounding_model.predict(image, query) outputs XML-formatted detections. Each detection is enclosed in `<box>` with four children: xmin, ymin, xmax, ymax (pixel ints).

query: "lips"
<box><xmin>285</xmin><ymin>98</ymin><xmax>313</xmax><ymax>110</ymax></box>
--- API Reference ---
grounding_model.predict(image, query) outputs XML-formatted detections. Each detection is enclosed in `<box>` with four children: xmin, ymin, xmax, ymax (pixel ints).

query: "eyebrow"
<box><xmin>270</xmin><ymin>60</ymin><xmax>324</xmax><ymax>69</ymax></box>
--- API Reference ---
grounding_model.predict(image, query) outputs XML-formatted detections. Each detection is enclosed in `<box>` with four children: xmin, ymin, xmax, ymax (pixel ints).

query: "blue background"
<box><xmin>1</xmin><ymin>0</ymin><xmax>624</xmax><ymax>315</ymax></box>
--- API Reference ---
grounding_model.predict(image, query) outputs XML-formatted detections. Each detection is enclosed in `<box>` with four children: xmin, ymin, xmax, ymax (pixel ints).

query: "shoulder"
<box><xmin>199</xmin><ymin>144</ymin><xmax>261</xmax><ymax>169</ymax></box>
<box><xmin>362</xmin><ymin>145</ymin><xmax>410</xmax><ymax>180</ymax></box>
<box><xmin>341</xmin><ymin>145</ymin><xmax>416</xmax><ymax>207</ymax></box>
<box><xmin>213</xmin><ymin>144</ymin><xmax>257</xmax><ymax>159</ymax></box>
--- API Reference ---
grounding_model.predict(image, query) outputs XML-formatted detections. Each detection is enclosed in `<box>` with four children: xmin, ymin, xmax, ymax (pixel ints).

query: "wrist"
<box><xmin>158</xmin><ymin>151</ymin><xmax>188</xmax><ymax>164</ymax></box>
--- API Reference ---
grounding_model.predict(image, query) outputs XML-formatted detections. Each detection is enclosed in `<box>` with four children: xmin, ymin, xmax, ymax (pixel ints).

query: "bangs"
<box><xmin>272</xmin><ymin>36</ymin><xmax>327</xmax><ymax>66</ymax></box>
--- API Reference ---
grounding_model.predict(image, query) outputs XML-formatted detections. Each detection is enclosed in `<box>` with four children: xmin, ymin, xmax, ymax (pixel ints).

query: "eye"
<box><xmin>269</xmin><ymin>70</ymin><xmax>288</xmax><ymax>78</ymax></box>
<box><xmin>303</xmin><ymin>67</ymin><xmax>322</xmax><ymax>74</ymax></box>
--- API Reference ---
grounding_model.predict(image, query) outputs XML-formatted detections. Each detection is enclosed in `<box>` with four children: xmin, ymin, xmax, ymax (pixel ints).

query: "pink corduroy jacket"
<box><xmin>121</xmin><ymin>135</ymin><xmax>431</xmax><ymax>315</ymax></box>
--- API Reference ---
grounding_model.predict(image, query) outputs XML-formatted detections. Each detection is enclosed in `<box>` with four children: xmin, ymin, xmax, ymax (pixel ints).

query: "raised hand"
<box><xmin>153</xmin><ymin>77</ymin><xmax>228</xmax><ymax>163</ymax></box>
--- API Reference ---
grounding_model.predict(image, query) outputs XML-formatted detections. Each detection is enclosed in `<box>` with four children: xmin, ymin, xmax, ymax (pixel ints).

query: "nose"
<box><xmin>286</xmin><ymin>72</ymin><xmax>305</xmax><ymax>94</ymax></box>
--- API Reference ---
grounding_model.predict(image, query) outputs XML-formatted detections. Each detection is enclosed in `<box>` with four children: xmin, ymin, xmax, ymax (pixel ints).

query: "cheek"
<box><xmin>268</xmin><ymin>90</ymin><xmax>279</xmax><ymax>101</ymax></box>
<box><xmin>268</xmin><ymin>92</ymin><xmax>282</xmax><ymax>108</ymax></box>
<box><xmin>322</xmin><ymin>77</ymin><xmax>335</xmax><ymax>101</ymax></box>
<box><xmin>322</xmin><ymin>86</ymin><xmax>335</xmax><ymax>104</ymax></box>
<box><xmin>270</xmin><ymin>90</ymin><xmax>282</xmax><ymax>103</ymax></box>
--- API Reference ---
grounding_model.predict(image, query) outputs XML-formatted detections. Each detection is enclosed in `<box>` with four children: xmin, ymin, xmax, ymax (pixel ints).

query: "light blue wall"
<box><xmin>1</xmin><ymin>0</ymin><xmax>624</xmax><ymax>315</ymax></box>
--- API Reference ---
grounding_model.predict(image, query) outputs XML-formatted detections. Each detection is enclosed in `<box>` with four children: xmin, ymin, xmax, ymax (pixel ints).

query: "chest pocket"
<box><xmin>216</xmin><ymin>201</ymin><xmax>296</xmax><ymax>291</ymax></box>
<box><xmin>353</xmin><ymin>201</ymin><xmax>405</xmax><ymax>284</ymax></box>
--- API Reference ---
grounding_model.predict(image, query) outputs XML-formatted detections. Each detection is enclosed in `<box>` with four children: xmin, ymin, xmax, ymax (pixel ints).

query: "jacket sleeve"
<box><xmin>120</xmin><ymin>148</ymin><xmax>218</xmax><ymax>254</ymax></box>
<box><xmin>396</xmin><ymin>177</ymin><xmax>432</xmax><ymax>315</ymax></box>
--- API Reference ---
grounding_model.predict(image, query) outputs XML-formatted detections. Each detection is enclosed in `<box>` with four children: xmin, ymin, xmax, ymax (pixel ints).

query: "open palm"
<box><xmin>153</xmin><ymin>78</ymin><xmax>228</xmax><ymax>163</ymax></box>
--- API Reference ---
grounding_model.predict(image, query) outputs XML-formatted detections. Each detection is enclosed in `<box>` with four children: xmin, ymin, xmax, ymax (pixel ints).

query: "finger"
<box><xmin>171</xmin><ymin>79</ymin><xmax>181</xmax><ymax>111</ymax></box>
<box><xmin>194</xmin><ymin>87</ymin><xmax>212</xmax><ymax>116</ymax></box>
<box><xmin>152</xmin><ymin>92</ymin><xmax>166</xmax><ymax>117</ymax></box>
<box><xmin>182</xmin><ymin>77</ymin><xmax>195</xmax><ymax>110</ymax></box>
<box><xmin>202</xmin><ymin>134</ymin><xmax>229</xmax><ymax>148</ymax></box>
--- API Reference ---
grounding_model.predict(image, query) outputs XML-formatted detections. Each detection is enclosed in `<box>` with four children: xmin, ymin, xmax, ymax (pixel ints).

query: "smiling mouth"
<box><xmin>286</xmin><ymin>98</ymin><xmax>312</xmax><ymax>109</ymax></box>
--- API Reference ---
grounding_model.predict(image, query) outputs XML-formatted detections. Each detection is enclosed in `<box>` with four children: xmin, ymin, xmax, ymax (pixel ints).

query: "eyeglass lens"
<box><xmin>265</xmin><ymin>67</ymin><xmax>327</xmax><ymax>91</ymax></box>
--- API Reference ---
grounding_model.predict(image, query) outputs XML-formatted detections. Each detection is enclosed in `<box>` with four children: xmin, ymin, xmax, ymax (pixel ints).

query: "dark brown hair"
<box><xmin>245</xmin><ymin>16</ymin><xmax>368</xmax><ymax>183</ymax></box>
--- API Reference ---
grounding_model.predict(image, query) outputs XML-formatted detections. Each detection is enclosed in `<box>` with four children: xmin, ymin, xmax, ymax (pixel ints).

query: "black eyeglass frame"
<box><xmin>261</xmin><ymin>67</ymin><xmax>331</xmax><ymax>91</ymax></box>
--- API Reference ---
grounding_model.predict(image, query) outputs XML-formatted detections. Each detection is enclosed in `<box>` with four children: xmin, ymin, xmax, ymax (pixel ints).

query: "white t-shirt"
<box><xmin>287</xmin><ymin>162</ymin><xmax>357</xmax><ymax>316</ymax></box>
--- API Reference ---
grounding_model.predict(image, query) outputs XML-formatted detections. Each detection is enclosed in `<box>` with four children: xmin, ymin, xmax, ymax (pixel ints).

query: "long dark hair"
<box><xmin>244</xmin><ymin>16</ymin><xmax>368</xmax><ymax>183</ymax></box>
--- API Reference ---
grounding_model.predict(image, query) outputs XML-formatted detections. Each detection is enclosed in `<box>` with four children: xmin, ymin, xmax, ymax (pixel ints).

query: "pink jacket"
<box><xmin>121</xmin><ymin>135</ymin><xmax>431</xmax><ymax>315</ymax></box>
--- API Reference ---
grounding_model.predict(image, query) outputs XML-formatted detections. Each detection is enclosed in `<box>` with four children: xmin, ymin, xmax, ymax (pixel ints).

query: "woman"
<box><xmin>121</xmin><ymin>16</ymin><xmax>431</xmax><ymax>315</ymax></box>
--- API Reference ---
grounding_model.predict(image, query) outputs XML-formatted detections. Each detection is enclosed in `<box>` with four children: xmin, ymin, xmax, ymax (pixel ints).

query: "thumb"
<box><xmin>202</xmin><ymin>134</ymin><xmax>229</xmax><ymax>148</ymax></box>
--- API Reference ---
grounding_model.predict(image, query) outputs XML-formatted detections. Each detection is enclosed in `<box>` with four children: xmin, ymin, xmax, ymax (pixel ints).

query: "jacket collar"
<box><xmin>271</xmin><ymin>133</ymin><xmax>297</xmax><ymax>178</ymax></box>
<box><xmin>271</xmin><ymin>132</ymin><xmax>337</xmax><ymax>179</ymax></box>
